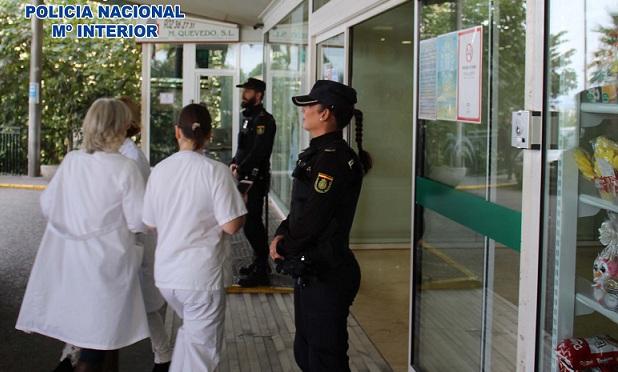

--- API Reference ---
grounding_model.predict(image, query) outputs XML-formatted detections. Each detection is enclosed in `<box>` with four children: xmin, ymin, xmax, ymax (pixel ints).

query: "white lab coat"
<box><xmin>16</xmin><ymin>150</ymin><xmax>150</xmax><ymax>350</ymax></box>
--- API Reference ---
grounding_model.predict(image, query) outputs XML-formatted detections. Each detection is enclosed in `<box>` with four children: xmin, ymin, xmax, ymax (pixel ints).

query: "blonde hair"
<box><xmin>81</xmin><ymin>98</ymin><xmax>131</xmax><ymax>153</ymax></box>
<box><xmin>118</xmin><ymin>96</ymin><xmax>141</xmax><ymax>138</ymax></box>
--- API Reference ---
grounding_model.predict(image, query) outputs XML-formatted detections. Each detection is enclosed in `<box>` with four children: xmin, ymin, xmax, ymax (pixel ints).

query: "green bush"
<box><xmin>0</xmin><ymin>0</ymin><xmax>141</xmax><ymax>167</ymax></box>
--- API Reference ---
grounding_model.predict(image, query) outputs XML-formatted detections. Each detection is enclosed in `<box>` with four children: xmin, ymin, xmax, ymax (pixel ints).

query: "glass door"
<box><xmin>412</xmin><ymin>0</ymin><xmax>531</xmax><ymax>370</ymax></box>
<box><xmin>195</xmin><ymin>72</ymin><xmax>235</xmax><ymax>164</ymax></box>
<box><xmin>149</xmin><ymin>44</ymin><xmax>184</xmax><ymax>166</ymax></box>
<box><xmin>539</xmin><ymin>0</ymin><xmax>618</xmax><ymax>371</ymax></box>
<box><xmin>317</xmin><ymin>33</ymin><xmax>345</xmax><ymax>83</ymax></box>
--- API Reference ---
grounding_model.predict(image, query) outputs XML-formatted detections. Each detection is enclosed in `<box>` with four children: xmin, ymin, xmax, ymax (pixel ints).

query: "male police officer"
<box><xmin>231</xmin><ymin>78</ymin><xmax>276</xmax><ymax>287</ymax></box>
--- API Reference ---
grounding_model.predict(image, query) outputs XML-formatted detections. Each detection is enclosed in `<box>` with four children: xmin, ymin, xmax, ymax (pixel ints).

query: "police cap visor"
<box><xmin>236</xmin><ymin>78</ymin><xmax>266</xmax><ymax>92</ymax></box>
<box><xmin>292</xmin><ymin>80</ymin><xmax>357</xmax><ymax>109</ymax></box>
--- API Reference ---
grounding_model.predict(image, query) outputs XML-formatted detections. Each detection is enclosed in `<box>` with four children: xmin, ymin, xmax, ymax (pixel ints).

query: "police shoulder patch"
<box><xmin>256</xmin><ymin>125</ymin><xmax>265</xmax><ymax>135</ymax></box>
<box><xmin>314</xmin><ymin>172</ymin><xmax>334</xmax><ymax>193</ymax></box>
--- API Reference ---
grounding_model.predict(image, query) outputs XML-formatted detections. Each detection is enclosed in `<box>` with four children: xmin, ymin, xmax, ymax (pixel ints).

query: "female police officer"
<box><xmin>269</xmin><ymin>80</ymin><xmax>372</xmax><ymax>372</ymax></box>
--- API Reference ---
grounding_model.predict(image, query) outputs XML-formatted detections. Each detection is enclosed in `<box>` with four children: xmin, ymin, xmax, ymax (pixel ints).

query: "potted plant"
<box><xmin>429</xmin><ymin>132</ymin><xmax>474</xmax><ymax>187</ymax></box>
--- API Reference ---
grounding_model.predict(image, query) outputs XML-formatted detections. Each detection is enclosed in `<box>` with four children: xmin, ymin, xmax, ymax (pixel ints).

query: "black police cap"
<box><xmin>292</xmin><ymin>80</ymin><xmax>357</xmax><ymax>109</ymax></box>
<box><xmin>236</xmin><ymin>78</ymin><xmax>266</xmax><ymax>92</ymax></box>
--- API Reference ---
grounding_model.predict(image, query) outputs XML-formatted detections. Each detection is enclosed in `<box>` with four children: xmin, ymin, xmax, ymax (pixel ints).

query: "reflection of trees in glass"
<box><xmin>149</xmin><ymin>44</ymin><xmax>182</xmax><ymax>166</ymax></box>
<box><xmin>267</xmin><ymin>1</ymin><xmax>308</xmax><ymax>206</ymax></box>
<box><xmin>201</xmin><ymin>76</ymin><xmax>234</xmax><ymax>164</ymax></box>
<box><xmin>196</xmin><ymin>45</ymin><xmax>234</xmax><ymax>69</ymax></box>
<box><xmin>150</xmin><ymin>78</ymin><xmax>181</xmax><ymax>166</ymax></box>
<box><xmin>240</xmin><ymin>63</ymin><xmax>264</xmax><ymax>83</ymax></box>
<box><xmin>152</xmin><ymin>45</ymin><xmax>182</xmax><ymax>78</ymax></box>
<box><xmin>589</xmin><ymin>12</ymin><xmax>618</xmax><ymax>85</ymax></box>
<box><xmin>270</xmin><ymin>45</ymin><xmax>293</xmax><ymax>70</ymax></box>
<box><xmin>240</xmin><ymin>44</ymin><xmax>264</xmax><ymax>82</ymax></box>
<box><xmin>422</xmin><ymin>0</ymin><xmax>528</xmax><ymax>178</ymax></box>
<box><xmin>423</xmin><ymin>1</ymin><xmax>577</xmax><ymax>180</ymax></box>
<box><xmin>270</xmin><ymin>73</ymin><xmax>303</xmax><ymax>206</ymax></box>
<box><xmin>549</xmin><ymin>31</ymin><xmax>578</xmax><ymax>99</ymax></box>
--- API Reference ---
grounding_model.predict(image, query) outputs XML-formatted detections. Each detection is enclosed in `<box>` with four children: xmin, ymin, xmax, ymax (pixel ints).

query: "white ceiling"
<box><xmin>128</xmin><ymin>0</ymin><xmax>273</xmax><ymax>26</ymax></box>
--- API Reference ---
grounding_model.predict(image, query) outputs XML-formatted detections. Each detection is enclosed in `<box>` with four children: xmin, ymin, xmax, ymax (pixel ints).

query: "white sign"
<box><xmin>435</xmin><ymin>32</ymin><xmax>459</xmax><ymax>121</ymax></box>
<box><xmin>267</xmin><ymin>23</ymin><xmax>308</xmax><ymax>44</ymax></box>
<box><xmin>456</xmin><ymin>26</ymin><xmax>483</xmax><ymax>123</ymax></box>
<box><xmin>136</xmin><ymin>16</ymin><xmax>239</xmax><ymax>43</ymax></box>
<box><xmin>159</xmin><ymin>92</ymin><xmax>175</xmax><ymax>105</ymax></box>
<box><xmin>418</xmin><ymin>38</ymin><xmax>437</xmax><ymax>120</ymax></box>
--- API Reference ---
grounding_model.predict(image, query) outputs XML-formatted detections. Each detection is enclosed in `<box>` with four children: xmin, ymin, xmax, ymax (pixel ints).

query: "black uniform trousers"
<box><xmin>293</xmin><ymin>256</ymin><xmax>361</xmax><ymax>372</ymax></box>
<box><xmin>244</xmin><ymin>180</ymin><xmax>269</xmax><ymax>264</ymax></box>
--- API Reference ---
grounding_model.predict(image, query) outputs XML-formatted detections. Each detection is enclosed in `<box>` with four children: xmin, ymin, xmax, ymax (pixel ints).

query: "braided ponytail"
<box><xmin>353</xmin><ymin>109</ymin><xmax>372</xmax><ymax>173</ymax></box>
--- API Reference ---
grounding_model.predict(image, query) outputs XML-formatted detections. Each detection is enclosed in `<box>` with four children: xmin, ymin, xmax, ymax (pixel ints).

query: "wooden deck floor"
<box><xmin>166</xmin><ymin>292</ymin><xmax>393</xmax><ymax>372</ymax></box>
<box><xmin>415</xmin><ymin>288</ymin><xmax>517</xmax><ymax>372</ymax></box>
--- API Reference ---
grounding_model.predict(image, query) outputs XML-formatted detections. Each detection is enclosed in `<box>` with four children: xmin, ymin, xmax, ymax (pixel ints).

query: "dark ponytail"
<box><xmin>320</xmin><ymin>103</ymin><xmax>373</xmax><ymax>174</ymax></box>
<box><xmin>353</xmin><ymin>109</ymin><xmax>372</xmax><ymax>174</ymax></box>
<box><xmin>177</xmin><ymin>103</ymin><xmax>212</xmax><ymax>151</ymax></box>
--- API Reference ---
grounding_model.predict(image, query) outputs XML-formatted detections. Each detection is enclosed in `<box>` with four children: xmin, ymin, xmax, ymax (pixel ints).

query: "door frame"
<box><xmin>408</xmin><ymin>0</ymin><xmax>547</xmax><ymax>371</ymax></box>
<box><xmin>515</xmin><ymin>0</ymin><xmax>546</xmax><ymax>371</ymax></box>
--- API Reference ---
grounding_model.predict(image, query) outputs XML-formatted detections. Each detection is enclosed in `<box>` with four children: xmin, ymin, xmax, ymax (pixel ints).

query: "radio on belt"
<box><xmin>511</xmin><ymin>110</ymin><xmax>541</xmax><ymax>149</ymax></box>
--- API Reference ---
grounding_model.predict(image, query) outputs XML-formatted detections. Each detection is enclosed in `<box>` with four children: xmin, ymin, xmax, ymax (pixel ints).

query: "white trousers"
<box><xmin>160</xmin><ymin>288</ymin><xmax>226</xmax><ymax>372</ymax></box>
<box><xmin>147</xmin><ymin>306</ymin><xmax>173</xmax><ymax>364</ymax></box>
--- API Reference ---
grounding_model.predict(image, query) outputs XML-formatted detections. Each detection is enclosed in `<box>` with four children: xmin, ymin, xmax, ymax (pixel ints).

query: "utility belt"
<box><xmin>275</xmin><ymin>247</ymin><xmax>354</xmax><ymax>287</ymax></box>
<box><xmin>239</xmin><ymin>167</ymin><xmax>271</xmax><ymax>183</ymax></box>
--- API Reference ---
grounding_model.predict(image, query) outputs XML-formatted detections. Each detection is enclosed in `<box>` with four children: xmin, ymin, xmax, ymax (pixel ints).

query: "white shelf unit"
<box><xmin>575</xmin><ymin>277</ymin><xmax>618</xmax><ymax>325</ymax></box>
<box><xmin>552</xmin><ymin>98</ymin><xmax>618</xmax><ymax>371</ymax></box>
<box><xmin>580</xmin><ymin>102</ymin><xmax>618</xmax><ymax>127</ymax></box>
<box><xmin>579</xmin><ymin>194</ymin><xmax>618</xmax><ymax>214</ymax></box>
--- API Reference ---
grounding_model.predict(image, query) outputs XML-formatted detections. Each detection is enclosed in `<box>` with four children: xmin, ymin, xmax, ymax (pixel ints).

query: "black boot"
<box><xmin>152</xmin><ymin>361</ymin><xmax>171</xmax><ymax>372</ymax></box>
<box><xmin>239</xmin><ymin>261</ymin><xmax>272</xmax><ymax>275</ymax></box>
<box><xmin>52</xmin><ymin>358</ymin><xmax>74</xmax><ymax>372</ymax></box>
<box><xmin>73</xmin><ymin>361</ymin><xmax>102</xmax><ymax>372</ymax></box>
<box><xmin>239</xmin><ymin>262</ymin><xmax>256</xmax><ymax>275</ymax></box>
<box><xmin>238</xmin><ymin>264</ymin><xmax>271</xmax><ymax>287</ymax></box>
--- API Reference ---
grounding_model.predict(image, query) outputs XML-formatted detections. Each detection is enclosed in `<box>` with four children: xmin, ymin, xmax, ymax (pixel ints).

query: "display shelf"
<box><xmin>581</xmin><ymin>103</ymin><xmax>618</xmax><ymax>128</ymax></box>
<box><xmin>579</xmin><ymin>194</ymin><xmax>618</xmax><ymax>214</ymax></box>
<box><xmin>575</xmin><ymin>277</ymin><xmax>618</xmax><ymax>325</ymax></box>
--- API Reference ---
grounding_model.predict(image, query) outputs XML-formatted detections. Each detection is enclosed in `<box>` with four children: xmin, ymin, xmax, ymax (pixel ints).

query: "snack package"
<box><xmin>575</xmin><ymin>148</ymin><xmax>596</xmax><ymax>181</ymax></box>
<box><xmin>556</xmin><ymin>336</ymin><xmax>618</xmax><ymax>371</ymax></box>
<box><xmin>574</xmin><ymin>137</ymin><xmax>618</xmax><ymax>203</ymax></box>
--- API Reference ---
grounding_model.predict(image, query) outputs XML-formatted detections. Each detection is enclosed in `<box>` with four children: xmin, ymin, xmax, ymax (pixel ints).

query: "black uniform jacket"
<box><xmin>275</xmin><ymin>130</ymin><xmax>364</xmax><ymax>272</ymax></box>
<box><xmin>231</xmin><ymin>104</ymin><xmax>276</xmax><ymax>182</ymax></box>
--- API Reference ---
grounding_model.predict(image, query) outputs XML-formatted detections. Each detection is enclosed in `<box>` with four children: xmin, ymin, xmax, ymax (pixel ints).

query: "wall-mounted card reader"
<box><xmin>511</xmin><ymin>110</ymin><xmax>541</xmax><ymax>149</ymax></box>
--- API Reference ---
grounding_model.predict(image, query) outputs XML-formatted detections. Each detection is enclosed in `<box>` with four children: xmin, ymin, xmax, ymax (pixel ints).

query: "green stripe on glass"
<box><xmin>415</xmin><ymin>176</ymin><xmax>522</xmax><ymax>252</ymax></box>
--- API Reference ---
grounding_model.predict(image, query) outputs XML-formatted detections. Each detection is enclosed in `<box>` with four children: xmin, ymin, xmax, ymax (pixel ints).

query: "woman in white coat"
<box><xmin>16</xmin><ymin>98</ymin><xmax>150</xmax><ymax>372</ymax></box>
<box><xmin>54</xmin><ymin>97</ymin><xmax>174</xmax><ymax>372</ymax></box>
<box><xmin>143</xmin><ymin>103</ymin><xmax>247</xmax><ymax>372</ymax></box>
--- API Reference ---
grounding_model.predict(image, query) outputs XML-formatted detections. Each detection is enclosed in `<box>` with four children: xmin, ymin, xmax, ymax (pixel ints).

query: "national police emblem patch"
<box><xmin>256</xmin><ymin>125</ymin><xmax>265</xmax><ymax>135</ymax></box>
<box><xmin>314</xmin><ymin>172</ymin><xmax>334</xmax><ymax>193</ymax></box>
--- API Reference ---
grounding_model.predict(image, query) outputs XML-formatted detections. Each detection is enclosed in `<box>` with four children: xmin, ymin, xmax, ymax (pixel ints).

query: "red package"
<box><xmin>557</xmin><ymin>336</ymin><xmax>618</xmax><ymax>371</ymax></box>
